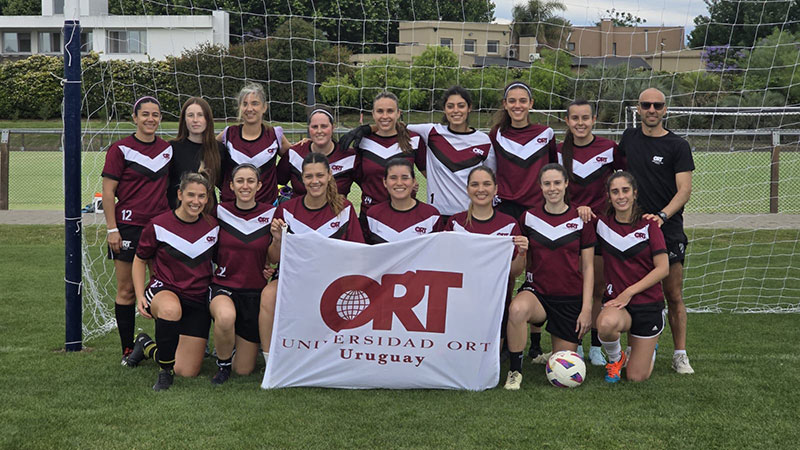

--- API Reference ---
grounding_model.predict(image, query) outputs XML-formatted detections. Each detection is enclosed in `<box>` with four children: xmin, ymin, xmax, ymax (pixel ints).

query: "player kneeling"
<box><xmin>130</xmin><ymin>173</ymin><xmax>218</xmax><ymax>391</ymax></box>
<box><xmin>595</xmin><ymin>172</ymin><xmax>669</xmax><ymax>383</ymax></box>
<box><xmin>504</xmin><ymin>164</ymin><xmax>595</xmax><ymax>390</ymax></box>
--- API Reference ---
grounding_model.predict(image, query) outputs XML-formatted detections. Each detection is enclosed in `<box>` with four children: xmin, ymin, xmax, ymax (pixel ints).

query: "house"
<box><xmin>0</xmin><ymin>0</ymin><xmax>229</xmax><ymax>62</ymax></box>
<box><xmin>567</xmin><ymin>19</ymin><xmax>684</xmax><ymax>58</ymax></box>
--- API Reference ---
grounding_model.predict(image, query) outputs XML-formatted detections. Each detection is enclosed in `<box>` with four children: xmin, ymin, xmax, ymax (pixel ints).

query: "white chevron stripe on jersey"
<box><xmin>495</xmin><ymin>128</ymin><xmax>553</xmax><ymax>160</ymax></box>
<box><xmin>329</xmin><ymin>155</ymin><xmax>356</xmax><ymax>175</ymax></box>
<box><xmin>523</xmin><ymin>213</ymin><xmax>583</xmax><ymax>241</ymax></box>
<box><xmin>217</xmin><ymin>204</ymin><xmax>274</xmax><ymax>235</ymax></box>
<box><xmin>558</xmin><ymin>147</ymin><xmax>615</xmax><ymax>179</ymax></box>
<box><xmin>367</xmin><ymin>215</ymin><xmax>440</xmax><ymax>242</ymax></box>
<box><xmin>154</xmin><ymin>225</ymin><xmax>219</xmax><ymax>259</ymax></box>
<box><xmin>119</xmin><ymin>145</ymin><xmax>172</xmax><ymax>173</ymax></box>
<box><xmin>451</xmin><ymin>221</ymin><xmax>516</xmax><ymax>236</ymax></box>
<box><xmin>433</xmin><ymin>124</ymin><xmax>491</xmax><ymax>152</ymax></box>
<box><xmin>283</xmin><ymin>205</ymin><xmax>353</xmax><ymax>238</ymax></box>
<box><xmin>596</xmin><ymin>220</ymin><xmax>650</xmax><ymax>252</ymax></box>
<box><xmin>288</xmin><ymin>148</ymin><xmax>304</xmax><ymax>173</ymax></box>
<box><xmin>359</xmin><ymin>135</ymin><xmax>421</xmax><ymax>159</ymax></box>
<box><xmin>226</xmin><ymin>140</ymin><xmax>279</xmax><ymax>167</ymax></box>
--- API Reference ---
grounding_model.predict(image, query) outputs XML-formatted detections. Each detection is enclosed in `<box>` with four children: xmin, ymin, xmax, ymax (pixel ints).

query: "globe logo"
<box><xmin>336</xmin><ymin>290</ymin><xmax>370</xmax><ymax>320</ymax></box>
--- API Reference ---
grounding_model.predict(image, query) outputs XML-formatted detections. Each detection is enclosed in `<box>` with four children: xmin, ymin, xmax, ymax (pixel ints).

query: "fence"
<box><xmin>1</xmin><ymin>127</ymin><xmax>799</xmax><ymax>214</ymax></box>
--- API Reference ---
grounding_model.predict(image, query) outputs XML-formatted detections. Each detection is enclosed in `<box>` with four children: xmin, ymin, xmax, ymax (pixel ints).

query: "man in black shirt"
<box><xmin>619</xmin><ymin>88</ymin><xmax>695</xmax><ymax>374</ymax></box>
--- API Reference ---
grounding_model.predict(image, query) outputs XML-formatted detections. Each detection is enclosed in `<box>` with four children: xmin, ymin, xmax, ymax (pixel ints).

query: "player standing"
<box><xmin>102</xmin><ymin>96</ymin><xmax>172</xmax><ymax>366</ymax></box>
<box><xmin>130</xmin><ymin>173</ymin><xmax>219</xmax><ymax>391</ymax></box>
<box><xmin>596</xmin><ymin>171</ymin><xmax>669</xmax><ymax>383</ymax></box>
<box><xmin>167</xmin><ymin>97</ymin><xmax>224</xmax><ymax>209</ymax></box>
<box><xmin>619</xmin><ymin>88</ymin><xmax>695</xmax><ymax>374</ymax></box>
<box><xmin>217</xmin><ymin>83</ymin><xmax>292</xmax><ymax>204</ymax></box>
<box><xmin>277</xmin><ymin>106</ymin><xmax>355</xmax><ymax>198</ymax></box>
<box><xmin>504</xmin><ymin>164</ymin><xmax>595</xmax><ymax>390</ymax></box>
<box><xmin>558</xmin><ymin>99</ymin><xmax>626</xmax><ymax>366</ymax></box>
<box><xmin>365</xmin><ymin>158</ymin><xmax>441</xmax><ymax>244</ymax></box>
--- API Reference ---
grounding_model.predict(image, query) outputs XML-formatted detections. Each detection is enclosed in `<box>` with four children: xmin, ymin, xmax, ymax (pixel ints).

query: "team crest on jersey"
<box><xmin>119</xmin><ymin>144</ymin><xmax>172</xmax><ymax>179</ymax></box>
<box><xmin>367</xmin><ymin>214</ymin><xmax>439</xmax><ymax>243</ymax></box>
<box><xmin>217</xmin><ymin>204</ymin><xmax>275</xmax><ymax>243</ymax></box>
<box><xmin>494</xmin><ymin>128</ymin><xmax>553</xmax><ymax>168</ymax></box>
<box><xmin>596</xmin><ymin>220</ymin><xmax>650</xmax><ymax>261</ymax></box>
<box><xmin>559</xmin><ymin>147</ymin><xmax>614</xmax><ymax>182</ymax></box>
<box><xmin>283</xmin><ymin>206</ymin><xmax>352</xmax><ymax>239</ymax></box>
<box><xmin>153</xmin><ymin>225</ymin><xmax>219</xmax><ymax>267</ymax></box>
<box><xmin>523</xmin><ymin>213</ymin><xmax>583</xmax><ymax>250</ymax></box>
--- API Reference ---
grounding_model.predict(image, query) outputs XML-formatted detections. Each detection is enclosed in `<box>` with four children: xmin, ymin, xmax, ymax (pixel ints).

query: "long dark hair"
<box><xmin>538</xmin><ymin>163</ymin><xmax>570</xmax><ymax>206</ymax></box>
<box><xmin>465</xmin><ymin>166</ymin><xmax>496</xmax><ymax>227</ymax></box>
<box><xmin>561</xmin><ymin>99</ymin><xmax>596</xmax><ymax>181</ymax></box>
<box><xmin>302</xmin><ymin>152</ymin><xmax>344</xmax><ymax>215</ymax></box>
<box><xmin>173</xmin><ymin>97</ymin><xmax>221</xmax><ymax>189</ymax></box>
<box><xmin>440</xmin><ymin>85</ymin><xmax>472</xmax><ymax>126</ymax></box>
<box><xmin>605</xmin><ymin>171</ymin><xmax>643</xmax><ymax>224</ymax></box>
<box><xmin>492</xmin><ymin>81</ymin><xmax>533</xmax><ymax>132</ymax></box>
<box><xmin>374</xmin><ymin>92</ymin><xmax>412</xmax><ymax>153</ymax></box>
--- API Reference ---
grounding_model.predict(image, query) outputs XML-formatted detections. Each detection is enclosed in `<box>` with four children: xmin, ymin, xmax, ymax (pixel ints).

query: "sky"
<box><xmin>493</xmin><ymin>0</ymin><xmax>709</xmax><ymax>38</ymax></box>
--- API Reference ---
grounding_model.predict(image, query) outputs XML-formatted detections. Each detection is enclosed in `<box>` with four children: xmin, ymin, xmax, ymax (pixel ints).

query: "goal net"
<box><xmin>74</xmin><ymin>0</ymin><xmax>800</xmax><ymax>340</ymax></box>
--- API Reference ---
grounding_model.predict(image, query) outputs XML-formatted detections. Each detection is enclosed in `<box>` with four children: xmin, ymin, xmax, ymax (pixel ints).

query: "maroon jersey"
<box><xmin>557</xmin><ymin>136</ymin><xmax>625</xmax><ymax>213</ymax></box>
<box><xmin>101</xmin><ymin>134</ymin><xmax>172</xmax><ymax>226</ymax></box>
<box><xmin>489</xmin><ymin>124</ymin><xmax>556</xmax><ymax>209</ymax></box>
<box><xmin>596</xmin><ymin>215</ymin><xmax>667</xmax><ymax>306</ymax></box>
<box><xmin>354</xmin><ymin>132</ymin><xmax>426</xmax><ymax>212</ymax></box>
<box><xmin>277</xmin><ymin>141</ymin><xmax>355</xmax><ymax>197</ymax></box>
<box><xmin>136</xmin><ymin>211</ymin><xmax>219</xmax><ymax>302</ymax></box>
<box><xmin>445</xmin><ymin>210</ymin><xmax>521</xmax><ymax>236</ymax></box>
<box><xmin>365</xmin><ymin>200</ymin><xmax>441</xmax><ymax>244</ymax></box>
<box><xmin>219</xmin><ymin>124</ymin><xmax>284</xmax><ymax>204</ymax></box>
<box><xmin>213</xmin><ymin>201</ymin><xmax>275</xmax><ymax>290</ymax></box>
<box><xmin>275</xmin><ymin>196</ymin><xmax>364</xmax><ymax>243</ymax></box>
<box><xmin>519</xmin><ymin>206</ymin><xmax>596</xmax><ymax>297</ymax></box>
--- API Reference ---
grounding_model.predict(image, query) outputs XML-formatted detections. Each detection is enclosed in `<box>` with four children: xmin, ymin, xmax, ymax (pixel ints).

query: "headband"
<box><xmin>133</xmin><ymin>96</ymin><xmax>160</xmax><ymax>114</ymax></box>
<box><xmin>503</xmin><ymin>82</ymin><xmax>532</xmax><ymax>99</ymax></box>
<box><xmin>308</xmin><ymin>108</ymin><xmax>334</xmax><ymax>124</ymax></box>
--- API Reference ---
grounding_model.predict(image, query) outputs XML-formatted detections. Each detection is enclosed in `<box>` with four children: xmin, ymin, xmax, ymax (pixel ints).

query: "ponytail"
<box><xmin>561</xmin><ymin>128</ymin><xmax>575</xmax><ymax>182</ymax></box>
<box><xmin>396</xmin><ymin>120</ymin><xmax>412</xmax><ymax>154</ymax></box>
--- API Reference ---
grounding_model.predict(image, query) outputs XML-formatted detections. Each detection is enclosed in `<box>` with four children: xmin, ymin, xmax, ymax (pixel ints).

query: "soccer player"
<box><xmin>277</xmin><ymin>106</ymin><xmax>355</xmax><ymax>197</ymax></box>
<box><xmin>596</xmin><ymin>171</ymin><xmax>669</xmax><ymax>383</ymax></box>
<box><xmin>207</xmin><ymin>163</ymin><xmax>276</xmax><ymax>385</ymax></box>
<box><xmin>504</xmin><ymin>164</ymin><xmax>596</xmax><ymax>390</ymax></box>
<box><xmin>130</xmin><ymin>173</ymin><xmax>219</xmax><ymax>391</ymax></box>
<box><xmin>619</xmin><ymin>88</ymin><xmax>695</xmax><ymax>374</ymax></box>
<box><xmin>365</xmin><ymin>158</ymin><xmax>441</xmax><ymax>244</ymax></box>
<box><xmin>406</xmin><ymin>86</ymin><xmax>497</xmax><ymax>220</ymax></box>
<box><xmin>217</xmin><ymin>83</ymin><xmax>292</xmax><ymax>204</ymax></box>
<box><xmin>558</xmin><ymin>99</ymin><xmax>626</xmax><ymax>366</ymax></box>
<box><xmin>488</xmin><ymin>81</ymin><xmax>557</xmax><ymax>364</ymax></box>
<box><xmin>257</xmin><ymin>153</ymin><xmax>364</xmax><ymax>367</ymax></box>
<box><xmin>102</xmin><ymin>96</ymin><xmax>172</xmax><ymax>366</ymax></box>
<box><xmin>168</xmin><ymin>97</ymin><xmax>224</xmax><ymax>209</ymax></box>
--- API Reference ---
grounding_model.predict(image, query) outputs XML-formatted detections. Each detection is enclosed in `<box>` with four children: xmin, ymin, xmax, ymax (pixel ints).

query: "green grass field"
<box><xmin>8</xmin><ymin>149</ymin><xmax>800</xmax><ymax>213</ymax></box>
<box><xmin>2</xmin><ymin>225</ymin><xmax>800</xmax><ymax>449</ymax></box>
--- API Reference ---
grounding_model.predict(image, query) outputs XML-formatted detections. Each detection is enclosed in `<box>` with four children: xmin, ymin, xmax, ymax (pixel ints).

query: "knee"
<box><xmin>234</xmin><ymin>363</ymin><xmax>254</xmax><ymax>376</ymax></box>
<box><xmin>626</xmin><ymin>370</ymin><xmax>651</xmax><ymax>383</ymax></box>
<box><xmin>595</xmin><ymin>314</ymin><xmax>614</xmax><ymax>333</ymax></box>
<box><xmin>117</xmin><ymin>284</ymin><xmax>135</xmax><ymax>302</ymax></box>
<box><xmin>260</xmin><ymin>295</ymin><xmax>276</xmax><ymax>314</ymax></box>
<box><xmin>156</xmin><ymin>304</ymin><xmax>181</xmax><ymax>321</ymax></box>
<box><xmin>213</xmin><ymin>309</ymin><xmax>236</xmax><ymax>331</ymax></box>
<box><xmin>507</xmin><ymin>301</ymin><xmax>527</xmax><ymax>324</ymax></box>
<box><xmin>174</xmin><ymin>365</ymin><xmax>200</xmax><ymax>378</ymax></box>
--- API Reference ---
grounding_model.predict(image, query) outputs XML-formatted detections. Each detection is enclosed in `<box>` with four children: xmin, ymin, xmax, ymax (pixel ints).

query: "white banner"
<box><xmin>261</xmin><ymin>231</ymin><xmax>513</xmax><ymax>391</ymax></box>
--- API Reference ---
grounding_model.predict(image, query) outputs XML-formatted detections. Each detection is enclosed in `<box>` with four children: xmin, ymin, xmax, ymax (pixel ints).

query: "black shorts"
<box><xmin>518</xmin><ymin>286</ymin><xmax>583</xmax><ymax>344</ymax></box>
<box><xmin>106</xmin><ymin>223</ymin><xmax>143</xmax><ymax>263</ymax></box>
<box><xmin>495</xmin><ymin>199</ymin><xmax>527</xmax><ymax>222</ymax></box>
<box><xmin>663</xmin><ymin>230</ymin><xmax>689</xmax><ymax>265</ymax></box>
<box><xmin>594</xmin><ymin>243</ymin><xmax>603</xmax><ymax>256</ymax></box>
<box><xmin>626</xmin><ymin>303</ymin><xmax>666</xmax><ymax>338</ymax></box>
<box><xmin>145</xmin><ymin>279</ymin><xmax>211</xmax><ymax>339</ymax></box>
<box><xmin>209</xmin><ymin>284</ymin><xmax>262</xmax><ymax>343</ymax></box>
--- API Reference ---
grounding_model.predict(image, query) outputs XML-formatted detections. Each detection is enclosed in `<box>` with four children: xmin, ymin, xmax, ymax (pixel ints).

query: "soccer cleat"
<box><xmin>672</xmin><ymin>353</ymin><xmax>695</xmax><ymax>374</ymax></box>
<box><xmin>211</xmin><ymin>366</ymin><xmax>232</xmax><ymax>386</ymax></box>
<box><xmin>604</xmin><ymin>351</ymin><xmax>627</xmax><ymax>383</ymax></box>
<box><xmin>589</xmin><ymin>346</ymin><xmax>607</xmax><ymax>366</ymax></box>
<box><xmin>153</xmin><ymin>369</ymin><xmax>174</xmax><ymax>391</ymax></box>
<box><xmin>120</xmin><ymin>347</ymin><xmax>134</xmax><ymax>367</ymax></box>
<box><xmin>530</xmin><ymin>350</ymin><xmax>552</xmax><ymax>365</ymax></box>
<box><xmin>504</xmin><ymin>370</ymin><xmax>522</xmax><ymax>390</ymax></box>
<box><xmin>123</xmin><ymin>333</ymin><xmax>154</xmax><ymax>368</ymax></box>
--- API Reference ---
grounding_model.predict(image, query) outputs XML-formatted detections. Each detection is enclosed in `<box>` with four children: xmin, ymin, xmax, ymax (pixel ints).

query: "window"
<box><xmin>567</xmin><ymin>42</ymin><xmax>575</xmax><ymax>51</ymax></box>
<box><xmin>464</xmin><ymin>39</ymin><xmax>476</xmax><ymax>53</ymax></box>
<box><xmin>107</xmin><ymin>30</ymin><xmax>146</xmax><ymax>54</ymax></box>
<box><xmin>3</xmin><ymin>32</ymin><xmax>31</xmax><ymax>53</ymax></box>
<box><xmin>80</xmin><ymin>32</ymin><xmax>93</xmax><ymax>53</ymax></box>
<box><xmin>54</xmin><ymin>0</ymin><xmax>65</xmax><ymax>14</ymax></box>
<box><xmin>440</xmin><ymin>38</ymin><xmax>453</xmax><ymax>50</ymax></box>
<box><xmin>612</xmin><ymin>42</ymin><xmax>617</xmax><ymax>56</ymax></box>
<box><xmin>39</xmin><ymin>32</ymin><xmax>61</xmax><ymax>53</ymax></box>
<box><xmin>487</xmin><ymin>40</ymin><xmax>499</xmax><ymax>54</ymax></box>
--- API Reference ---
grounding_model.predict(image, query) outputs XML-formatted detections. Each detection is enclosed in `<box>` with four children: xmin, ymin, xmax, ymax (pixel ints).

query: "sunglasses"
<box><xmin>639</xmin><ymin>102</ymin><xmax>665</xmax><ymax>110</ymax></box>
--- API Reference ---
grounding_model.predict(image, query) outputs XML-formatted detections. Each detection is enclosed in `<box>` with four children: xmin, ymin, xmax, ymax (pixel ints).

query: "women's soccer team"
<box><xmin>104</xmin><ymin>81</ymin><xmax>669</xmax><ymax>391</ymax></box>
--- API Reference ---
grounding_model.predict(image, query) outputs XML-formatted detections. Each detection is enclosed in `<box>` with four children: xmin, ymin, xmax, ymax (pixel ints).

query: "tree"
<box><xmin>596</xmin><ymin>9</ymin><xmax>646</xmax><ymax>27</ymax></box>
<box><xmin>741</xmin><ymin>29</ymin><xmax>800</xmax><ymax>104</ymax></box>
<box><xmin>512</xmin><ymin>0</ymin><xmax>571</xmax><ymax>49</ymax></box>
<box><xmin>688</xmin><ymin>0</ymin><xmax>800</xmax><ymax>48</ymax></box>
<box><xmin>2</xmin><ymin>0</ymin><xmax>40</xmax><ymax>15</ymax></box>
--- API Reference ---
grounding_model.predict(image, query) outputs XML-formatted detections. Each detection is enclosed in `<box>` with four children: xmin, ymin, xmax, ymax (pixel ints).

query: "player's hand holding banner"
<box><xmin>262</xmin><ymin>231</ymin><xmax>513</xmax><ymax>391</ymax></box>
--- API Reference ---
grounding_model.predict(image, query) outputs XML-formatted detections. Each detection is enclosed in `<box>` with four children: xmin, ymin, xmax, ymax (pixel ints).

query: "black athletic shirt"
<box><xmin>167</xmin><ymin>138</ymin><xmax>225</xmax><ymax>209</ymax></box>
<box><xmin>618</xmin><ymin>127</ymin><xmax>694</xmax><ymax>233</ymax></box>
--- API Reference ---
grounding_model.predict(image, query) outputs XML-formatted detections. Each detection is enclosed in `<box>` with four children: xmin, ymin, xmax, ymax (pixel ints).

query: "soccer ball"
<box><xmin>545</xmin><ymin>350</ymin><xmax>586</xmax><ymax>388</ymax></box>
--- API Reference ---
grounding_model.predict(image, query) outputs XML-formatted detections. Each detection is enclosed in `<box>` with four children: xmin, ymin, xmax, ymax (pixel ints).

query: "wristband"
<box><xmin>107</xmin><ymin>228</ymin><xmax>119</xmax><ymax>234</ymax></box>
<box><xmin>656</xmin><ymin>211</ymin><xmax>668</xmax><ymax>222</ymax></box>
